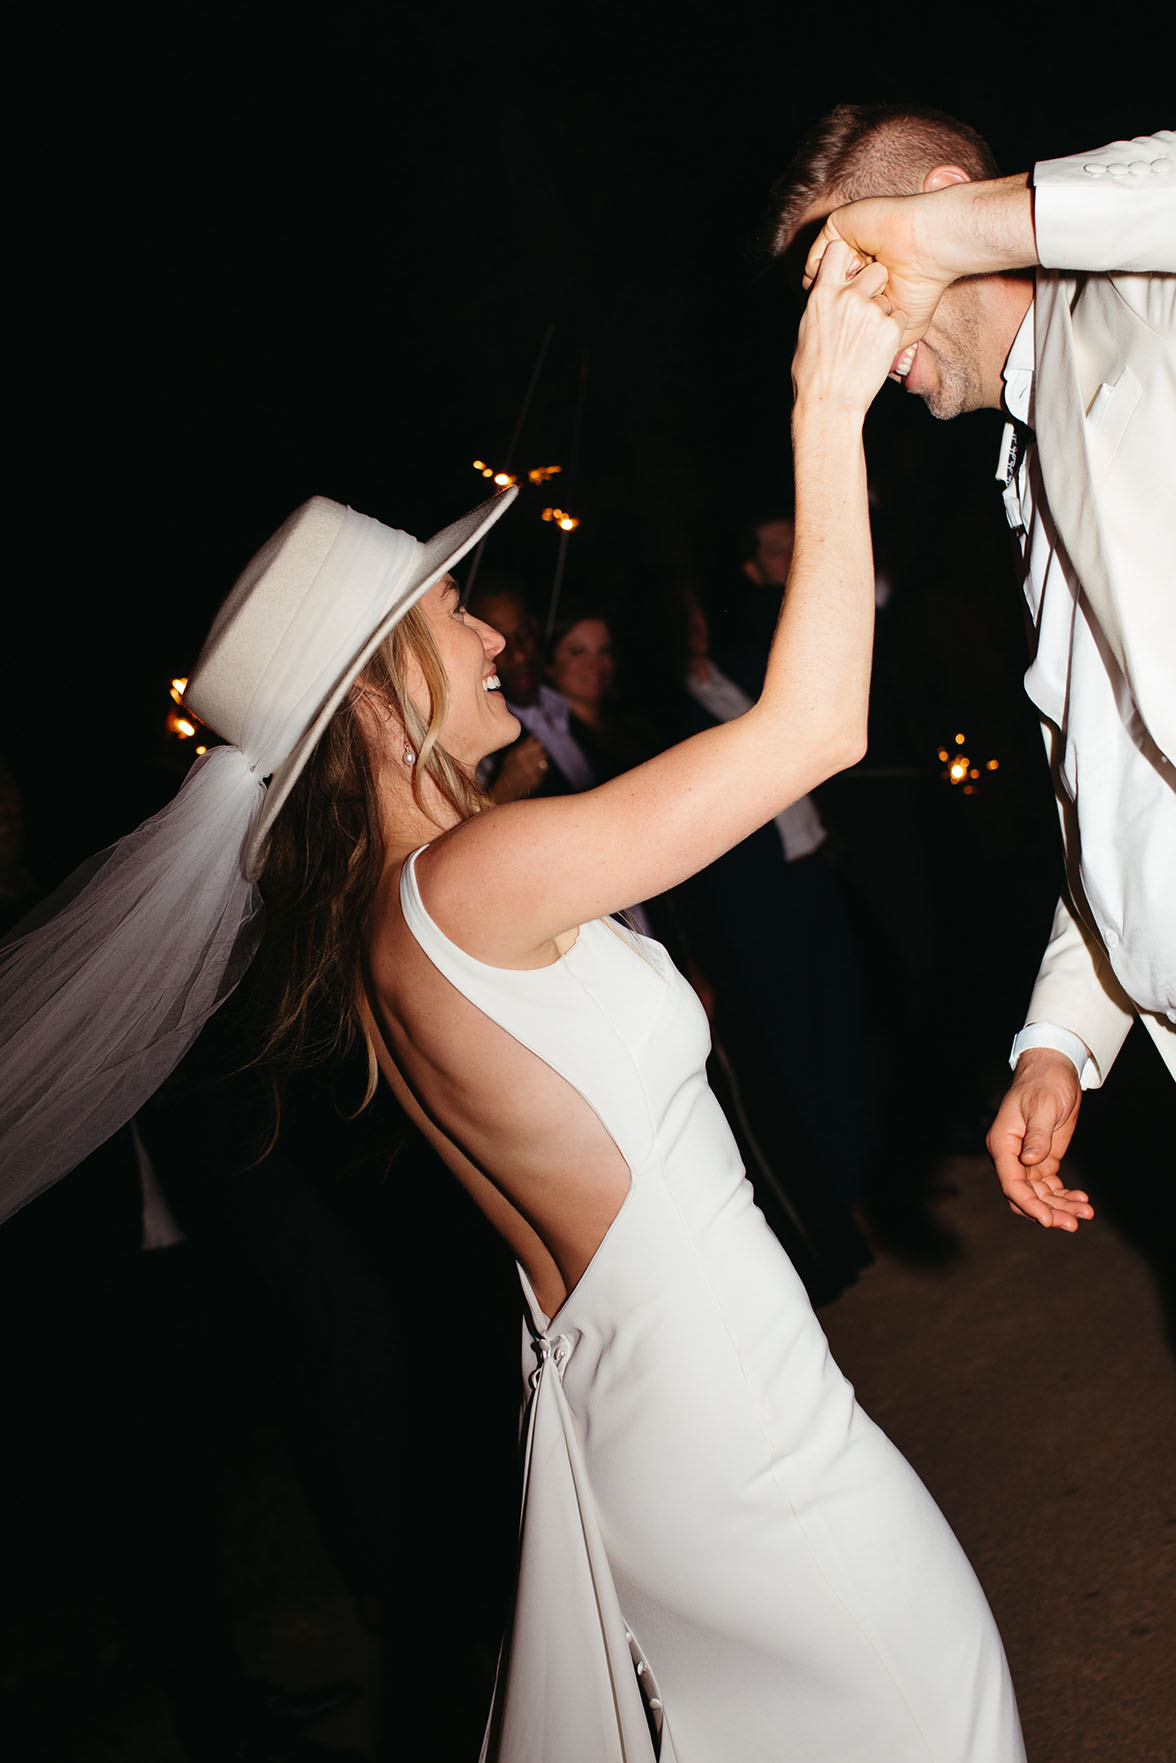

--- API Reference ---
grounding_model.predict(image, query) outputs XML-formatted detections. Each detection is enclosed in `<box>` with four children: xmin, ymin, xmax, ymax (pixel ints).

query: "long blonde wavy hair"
<box><xmin>247</xmin><ymin>597</ymin><xmax>488</xmax><ymax>1131</ymax></box>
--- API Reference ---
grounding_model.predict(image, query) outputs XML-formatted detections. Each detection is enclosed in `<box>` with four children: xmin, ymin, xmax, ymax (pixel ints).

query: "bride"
<box><xmin>1</xmin><ymin>241</ymin><xmax>1027</xmax><ymax>1760</ymax></box>
<box><xmin>245</xmin><ymin>244</ymin><xmax>1024</xmax><ymax>1762</ymax></box>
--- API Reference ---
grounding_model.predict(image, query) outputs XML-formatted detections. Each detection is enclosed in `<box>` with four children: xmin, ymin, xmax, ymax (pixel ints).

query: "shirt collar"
<box><xmin>1002</xmin><ymin>302</ymin><xmax>1036</xmax><ymax>426</ymax></box>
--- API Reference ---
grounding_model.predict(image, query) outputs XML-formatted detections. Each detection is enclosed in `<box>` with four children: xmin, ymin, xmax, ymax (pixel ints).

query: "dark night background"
<box><xmin>7</xmin><ymin>8</ymin><xmax>1167</xmax><ymax>890</ymax></box>
<box><xmin>4</xmin><ymin>15</ymin><xmax>1175</xmax><ymax>1760</ymax></box>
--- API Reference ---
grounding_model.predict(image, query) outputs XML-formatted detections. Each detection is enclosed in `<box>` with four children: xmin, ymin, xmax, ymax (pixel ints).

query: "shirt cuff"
<box><xmin>1009</xmin><ymin>1022</ymin><xmax>1100</xmax><ymax>1090</ymax></box>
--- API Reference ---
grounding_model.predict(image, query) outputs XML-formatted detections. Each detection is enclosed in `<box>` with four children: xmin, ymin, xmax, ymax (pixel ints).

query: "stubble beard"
<box><xmin>918</xmin><ymin>281</ymin><xmax>988</xmax><ymax>421</ymax></box>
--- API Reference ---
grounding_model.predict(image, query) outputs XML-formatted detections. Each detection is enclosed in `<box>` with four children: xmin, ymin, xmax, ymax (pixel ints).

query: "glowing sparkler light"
<box><xmin>472</xmin><ymin>460</ymin><xmax>577</xmax><ymax>529</ymax></box>
<box><xmin>167</xmin><ymin>678</ymin><xmax>207</xmax><ymax>744</ymax></box>
<box><xmin>938</xmin><ymin>731</ymin><xmax>1000</xmax><ymax>792</ymax></box>
<box><xmin>472</xmin><ymin>459</ymin><xmax>517</xmax><ymax>487</ymax></box>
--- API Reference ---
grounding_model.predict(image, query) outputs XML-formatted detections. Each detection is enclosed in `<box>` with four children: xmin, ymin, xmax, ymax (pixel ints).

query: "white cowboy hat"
<box><xmin>0</xmin><ymin>484</ymin><xmax>517</xmax><ymax>1221</ymax></box>
<box><xmin>185</xmin><ymin>486</ymin><xmax>517</xmax><ymax>876</ymax></box>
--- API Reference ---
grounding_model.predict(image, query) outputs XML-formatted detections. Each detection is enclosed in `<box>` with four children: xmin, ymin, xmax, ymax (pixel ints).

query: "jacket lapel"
<box><xmin>1032</xmin><ymin>273</ymin><xmax>1131</xmax><ymax>686</ymax></box>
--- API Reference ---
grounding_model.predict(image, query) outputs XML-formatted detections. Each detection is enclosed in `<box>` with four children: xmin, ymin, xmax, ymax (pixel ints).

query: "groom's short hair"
<box><xmin>762</xmin><ymin>103</ymin><xmax>1000</xmax><ymax>258</ymax></box>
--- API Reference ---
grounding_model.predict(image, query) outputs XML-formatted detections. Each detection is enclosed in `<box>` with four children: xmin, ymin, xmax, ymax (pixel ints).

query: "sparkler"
<box><xmin>937</xmin><ymin>731</ymin><xmax>999</xmax><ymax>796</ymax></box>
<box><xmin>166</xmin><ymin>678</ymin><xmax>208</xmax><ymax>753</ymax></box>
<box><xmin>472</xmin><ymin>459</ymin><xmax>579</xmax><ymax>529</ymax></box>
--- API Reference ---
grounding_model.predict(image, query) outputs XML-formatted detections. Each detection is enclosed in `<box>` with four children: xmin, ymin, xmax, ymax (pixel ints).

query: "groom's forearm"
<box><xmin>907</xmin><ymin>173</ymin><xmax>1036</xmax><ymax>281</ymax></box>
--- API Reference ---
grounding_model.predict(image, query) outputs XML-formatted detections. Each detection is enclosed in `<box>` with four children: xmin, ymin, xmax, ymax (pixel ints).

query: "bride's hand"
<box><xmin>791</xmin><ymin>239</ymin><xmax>906</xmax><ymax>418</ymax></box>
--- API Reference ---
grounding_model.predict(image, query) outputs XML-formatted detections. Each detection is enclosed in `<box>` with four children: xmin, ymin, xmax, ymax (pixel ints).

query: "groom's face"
<box><xmin>890</xmin><ymin>276</ymin><xmax>992</xmax><ymax>420</ymax></box>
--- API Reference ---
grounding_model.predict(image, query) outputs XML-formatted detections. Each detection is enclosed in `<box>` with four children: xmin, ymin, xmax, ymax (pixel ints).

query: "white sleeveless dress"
<box><xmin>400</xmin><ymin>852</ymin><xmax>1025</xmax><ymax>1763</ymax></box>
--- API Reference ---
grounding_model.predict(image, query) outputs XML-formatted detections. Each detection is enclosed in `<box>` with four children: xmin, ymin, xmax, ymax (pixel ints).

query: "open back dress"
<box><xmin>400</xmin><ymin>850</ymin><xmax>1025</xmax><ymax>1763</ymax></box>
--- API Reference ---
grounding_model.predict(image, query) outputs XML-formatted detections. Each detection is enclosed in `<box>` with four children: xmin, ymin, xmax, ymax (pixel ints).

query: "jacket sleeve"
<box><xmin>1023</xmin><ymin>895</ymin><xmax>1137</xmax><ymax>1086</ymax></box>
<box><xmin>1033</xmin><ymin>131</ymin><xmax>1176</xmax><ymax>273</ymax></box>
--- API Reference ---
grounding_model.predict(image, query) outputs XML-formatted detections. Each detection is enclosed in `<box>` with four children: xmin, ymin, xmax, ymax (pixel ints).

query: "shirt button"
<box><xmin>1083</xmin><ymin>163</ymin><xmax>1107</xmax><ymax>177</ymax></box>
<box><xmin>1104</xmin><ymin>928</ymin><xmax>1119</xmax><ymax>948</ymax></box>
<box><xmin>1106</xmin><ymin>162</ymin><xmax>1129</xmax><ymax>177</ymax></box>
<box><xmin>1150</xmin><ymin>157</ymin><xmax>1173</xmax><ymax>174</ymax></box>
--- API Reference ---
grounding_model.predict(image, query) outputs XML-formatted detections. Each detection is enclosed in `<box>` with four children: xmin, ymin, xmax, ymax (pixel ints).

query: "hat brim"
<box><xmin>242</xmin><ymin>485</ymin><xmax>517</xmax><ymax>878</ymax></box>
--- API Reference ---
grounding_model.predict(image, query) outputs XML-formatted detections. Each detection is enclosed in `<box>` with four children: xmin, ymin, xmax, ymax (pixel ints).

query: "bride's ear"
<box><xmin>351</xmin><ymin>681</ymin><xmax>393</xmax><ymax>731</ymax></box>
<box><xmin>351</xmin><ymin>679</ymin><xmax>421</xmax><ymax>775</ymax></box>
<box><xmin>350</xmin><ymin>682</ymin><xmax>410</xmax><ymax>768</ymax></box>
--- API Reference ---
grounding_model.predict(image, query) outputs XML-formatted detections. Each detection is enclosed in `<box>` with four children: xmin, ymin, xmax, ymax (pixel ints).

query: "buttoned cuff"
<box><xmin>1009</xmin><ymin>1022</ymin><xmax>1100</xmax><ymax>1089</ymax></box>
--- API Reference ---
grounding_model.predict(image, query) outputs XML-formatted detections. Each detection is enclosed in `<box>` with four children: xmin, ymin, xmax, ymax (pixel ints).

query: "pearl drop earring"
<box><xmin>403</xmin><ymin>745</ymin><xmax>416</xmax><ymax>767</ymax></box>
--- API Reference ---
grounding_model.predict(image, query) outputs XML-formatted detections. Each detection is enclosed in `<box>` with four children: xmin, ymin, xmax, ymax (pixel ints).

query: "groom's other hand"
<box><xmin>986</xmin><ymin>1048</ymin><xmax>1094</xmax><ymax>1231</ymax></box>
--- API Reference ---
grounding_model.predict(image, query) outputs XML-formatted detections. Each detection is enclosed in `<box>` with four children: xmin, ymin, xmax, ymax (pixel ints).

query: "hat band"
<box><xmin>240</xmin><ymin>508</ymin><xmax>424</xmax><ymax>778</ymax></box>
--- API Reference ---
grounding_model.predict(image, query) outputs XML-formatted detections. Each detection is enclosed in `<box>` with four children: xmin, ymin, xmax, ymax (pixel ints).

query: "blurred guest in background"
<box><xmin>658</xmin><ymin>582</ymin><xmax>872</xmax><ymax>1303</ymax></box>
<box><xmin>467</xmin><ymin>579</ymin><xmax>590</xmax><ymax>800</ymax></box>
<box><xmin>720</xmin><ymin>511</ymin><xmax>967</xmax><ymax>1262</ymax></box>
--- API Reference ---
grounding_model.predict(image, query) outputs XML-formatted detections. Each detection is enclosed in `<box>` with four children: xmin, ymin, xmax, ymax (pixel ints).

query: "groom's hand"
<box><xmin>986</xmin><ymin>1048</ymin><xmax>1093</xmax><ymax>1231</ymax></box>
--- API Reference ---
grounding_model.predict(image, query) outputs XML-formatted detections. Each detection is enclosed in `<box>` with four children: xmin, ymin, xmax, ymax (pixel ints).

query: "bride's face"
<box><xmin>407</xmin><ymin>575</ymin><xmax>520</xmax><ymax>765</ymax></box>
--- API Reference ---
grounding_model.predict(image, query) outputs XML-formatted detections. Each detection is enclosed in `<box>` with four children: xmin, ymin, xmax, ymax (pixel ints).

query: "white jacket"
<box><xmin>1018</xmin><ymin>131</ymin><xmax>1176</xmax><ymax>1081</ymax></box>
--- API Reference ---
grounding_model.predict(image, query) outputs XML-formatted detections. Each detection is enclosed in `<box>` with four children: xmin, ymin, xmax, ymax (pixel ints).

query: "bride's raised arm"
<box><xmin>420</xmin><ymin>243</ymin><xmax>903</xmax><ymax>964</ymax></box>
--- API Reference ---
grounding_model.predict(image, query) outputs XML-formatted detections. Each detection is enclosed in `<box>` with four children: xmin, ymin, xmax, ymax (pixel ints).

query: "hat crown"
<box><xmin>186</xmin><ymin>497</ymin><xmax>347</xmax><ymax>747</ymax></box>
<box><xmin>179</xmin><ymin>485</ymin><xmax>517</xmax><ymax>876</ymax></box>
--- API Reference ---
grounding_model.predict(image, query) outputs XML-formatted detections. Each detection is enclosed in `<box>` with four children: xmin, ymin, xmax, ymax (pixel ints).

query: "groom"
<box><xmin>763</xmin><ymin>107</ymin><xmax>1176</xmax><ymax>1230</ymax></box>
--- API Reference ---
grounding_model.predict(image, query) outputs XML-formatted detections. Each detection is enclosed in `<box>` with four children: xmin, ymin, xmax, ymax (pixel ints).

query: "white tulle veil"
<box><xmin>0</xmin><ymin>488</ymin><xmax>516</xmax><ymax>1223</ymax></box>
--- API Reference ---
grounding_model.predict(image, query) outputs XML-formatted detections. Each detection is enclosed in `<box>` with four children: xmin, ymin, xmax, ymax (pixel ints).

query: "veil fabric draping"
<box><xmin>0</xmin><ymin>505</ymin><xmax>439</xmax><ymax>1225</ymax></box>
<box><xmin>0</xmin><ymin>748</ymin><xmax>264</xmax><ymax>1221</ymax></box>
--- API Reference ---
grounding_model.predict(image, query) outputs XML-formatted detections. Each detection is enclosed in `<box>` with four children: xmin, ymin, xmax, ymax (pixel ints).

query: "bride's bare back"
<box><xmin>363</xmin><ymin>853</ymin><xmax>630</xmax><ymax>1318</ymax></box>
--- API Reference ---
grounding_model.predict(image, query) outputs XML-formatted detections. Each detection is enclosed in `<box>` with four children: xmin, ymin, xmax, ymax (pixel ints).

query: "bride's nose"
<box><xmin>477</xmin><ymin>618</ymin><xmax>506</xmax><ymax>659</ymax></box>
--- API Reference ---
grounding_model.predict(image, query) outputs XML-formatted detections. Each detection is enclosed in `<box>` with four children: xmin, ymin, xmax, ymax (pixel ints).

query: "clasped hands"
<box><xmin>803</xmin><ymin>197</ymin><xmax>954</xmax><ymax>356</ymax></box>
<box><xmin>792</xmin><ymin>239</ymin><xmax>907</xmax><ymax>411</ymax></box>
<box><xmin>801</xmin><ymin>174</ymin><xmax>1036</xmax><ymax>357</ymax></box>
